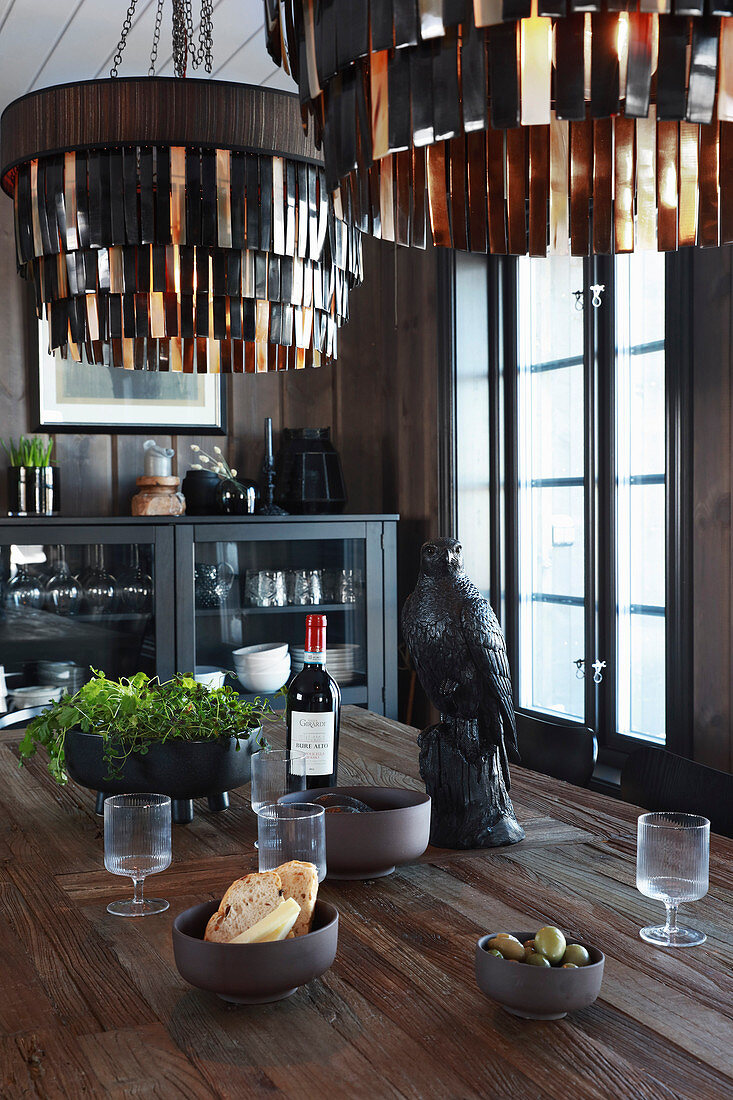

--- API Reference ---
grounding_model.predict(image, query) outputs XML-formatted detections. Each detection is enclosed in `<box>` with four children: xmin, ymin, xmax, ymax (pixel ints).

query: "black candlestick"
<box><xmin>257</xmin><ymin>416</ymin><xmax>288</xmax><ymax>516</ymax></box>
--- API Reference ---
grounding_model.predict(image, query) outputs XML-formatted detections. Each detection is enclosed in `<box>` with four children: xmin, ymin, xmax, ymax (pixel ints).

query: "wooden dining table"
<box><xmin>1</xmin><ymin>706</ymin><xmax>731</xmax><ymax>1100</ymax></box>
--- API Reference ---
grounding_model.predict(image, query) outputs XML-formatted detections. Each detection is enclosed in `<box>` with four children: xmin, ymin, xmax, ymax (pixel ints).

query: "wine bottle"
<box><xmin>286</xmin><ymin>614</ymin><xmax>341</xmax><ymax>788</ymax></box>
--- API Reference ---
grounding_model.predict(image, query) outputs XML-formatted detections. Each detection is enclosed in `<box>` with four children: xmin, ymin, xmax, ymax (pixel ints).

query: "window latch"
<box><xmin>592</xmin><ymin>659</ymin><xmax>607</xmax><ymax>684</ymax></box>
<box><xmin>590</xmin><ymin>284</ymin><xmax>605</xmax><ymax>308</ymax></box>
<box><xmin>574</xmin><ymin>658</ymin><xmax>585</xmax><ymax>679</ymax></box>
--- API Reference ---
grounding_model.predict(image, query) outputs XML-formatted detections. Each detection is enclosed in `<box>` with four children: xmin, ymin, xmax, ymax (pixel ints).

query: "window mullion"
<box><xmin>594</xmin><ymin>255</ymin><xmax>618</xmax><ymax>747</ymax></box>
<box><xmin>583</xmin><ymin>256</ymin><xmax>599</xmax><ymax>733</ymax></box>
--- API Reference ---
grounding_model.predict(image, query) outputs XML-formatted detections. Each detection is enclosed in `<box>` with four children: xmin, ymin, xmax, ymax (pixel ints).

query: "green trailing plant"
<box><xmin>2</xmin><ymin>435</ymin><xmax>54</xmax><ymax>467</ymax></box>
<box><xmin>18</xmin><ymin>670</ymin><xmax>272</xmax><ymax>785</ymax></box>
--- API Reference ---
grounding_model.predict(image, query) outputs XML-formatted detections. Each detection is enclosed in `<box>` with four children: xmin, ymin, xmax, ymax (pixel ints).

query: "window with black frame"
<box><xmin>452</xmin><ymin>250</ymin><xmax>691</xmax><ymax>760</ymax></box>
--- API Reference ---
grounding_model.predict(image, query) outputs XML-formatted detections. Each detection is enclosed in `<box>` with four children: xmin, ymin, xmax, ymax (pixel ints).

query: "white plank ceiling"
<box><xmin>0</xmin><ymin>0</ymin><xmax>294</xmax><ymax>118</ymax></box>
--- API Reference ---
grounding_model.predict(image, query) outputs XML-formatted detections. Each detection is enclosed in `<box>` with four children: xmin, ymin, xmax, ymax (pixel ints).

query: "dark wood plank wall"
<box><xmin>691</xmin><ymin>248</ymin><xmax>733</xmax><ymax>772</ymax></box>
<box><xmin>0</xmin><ymin>203</ymin><xmax>439</xmax><ymax>717</ymax></box>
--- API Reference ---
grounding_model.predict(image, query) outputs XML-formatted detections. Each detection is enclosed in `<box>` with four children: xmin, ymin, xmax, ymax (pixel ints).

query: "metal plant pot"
<box><xmin>7</xmin><ymin>466</ymin><xmax>60</xmax><ymax>515</ymax></box>
<box><xmin>64</xmin><ymin>727</ymin><xmax>262</xmax><ymax>824</ymax></box>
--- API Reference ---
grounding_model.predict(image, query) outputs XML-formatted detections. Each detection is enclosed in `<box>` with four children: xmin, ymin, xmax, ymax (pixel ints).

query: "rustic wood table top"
<box><xmin>1</xmin><ymin>707</ymin><xmax>731</xmax><ymax>1100</ymax></box>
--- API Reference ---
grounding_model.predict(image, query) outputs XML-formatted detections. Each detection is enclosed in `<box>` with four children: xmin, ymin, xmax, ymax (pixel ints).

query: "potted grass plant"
<box><xmin>18</xmin><ymin>670</ymin><xmax>271</xmax><ymax>823</ymax></box>
<box><xmin>3</xmin><ymin>435</ymin><xmax>59</xmax><ymax>516</ymax></box>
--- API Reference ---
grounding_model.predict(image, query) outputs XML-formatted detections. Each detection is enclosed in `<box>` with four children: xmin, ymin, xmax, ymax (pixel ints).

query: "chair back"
<box><xmin>621</xmin><ymin>747</ymin><xmax>733</xmax><ymax>839</ymax></box>
<box><xmin>516</xmin><ymin>714</ymin><xmax>598</xmax><ymax>787</ymax></box>
<box><xmin>0</xmin><ymin>706</ymin><xmax>47</xmax><ymax>730</ymax></box>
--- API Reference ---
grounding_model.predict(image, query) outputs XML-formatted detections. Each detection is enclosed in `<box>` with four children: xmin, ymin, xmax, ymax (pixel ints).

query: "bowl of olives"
<box><xmin>475</xmin><ymin>926</ymin><xmax>604</xmax><ymax>1020</ymax></box>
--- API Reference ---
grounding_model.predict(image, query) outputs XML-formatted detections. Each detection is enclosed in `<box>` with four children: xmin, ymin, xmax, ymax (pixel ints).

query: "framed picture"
<box><xmin>32</xmin><ymin>323</ymin><xmax>226</xmax><ymax>434</ymax></box>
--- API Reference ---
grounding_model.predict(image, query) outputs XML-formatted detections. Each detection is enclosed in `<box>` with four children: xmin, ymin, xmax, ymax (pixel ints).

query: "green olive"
<box><xmin>487</xmin><ymin>949</ymin><xmax>503</xmax><ymax>957</ymax></box>
<box><xmin>488</xmin><ymin>934</ymin><xmax>525</xmax><ymax>961</ymax></box>
<box><xmin>534</xmin><ymin>926</ymin><xmax>567</xmax><ymax>965</ymax></box>
<box><xmin>526</xmin><ymin>952</ymin><xmax>552</xmax><ymax>967</ymax></box>
<box><xmin>562</xmin><ymin>963</ymin><xmax>579</xmax><ymax>969</ymax></box>
<box><xmin>562</xmin><ymin>944</ymin><xmax>591</xmax><ymax>967</ymax></box>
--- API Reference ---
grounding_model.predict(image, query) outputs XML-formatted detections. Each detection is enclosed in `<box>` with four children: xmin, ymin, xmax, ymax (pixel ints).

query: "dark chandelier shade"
<box><xmin>0</xmin><ymin>79</ymin><xmax>362</xmax><ymax>372</ymax></box>
<box><xmin>263</xmin><ymin>0</ymin><xmax>733</xmax><ymax>255</ymax></box>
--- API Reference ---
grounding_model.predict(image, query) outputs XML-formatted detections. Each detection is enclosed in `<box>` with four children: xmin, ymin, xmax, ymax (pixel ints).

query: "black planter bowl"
<box><xmin>64</xmin><ymin>728</ymin><xmax>261</xmax><ymax>824</ymax></box>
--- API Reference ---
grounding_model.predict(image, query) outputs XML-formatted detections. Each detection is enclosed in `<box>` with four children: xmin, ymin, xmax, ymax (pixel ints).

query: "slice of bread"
<box><xmin>204</xmin><ymin>871</ymin><xmax>283</xmax><ymax>942</ymax></box>
<box><xmin>275</xmin><ymin>861</ymin><xmax>319</xmax><ymax>937</ymax></box>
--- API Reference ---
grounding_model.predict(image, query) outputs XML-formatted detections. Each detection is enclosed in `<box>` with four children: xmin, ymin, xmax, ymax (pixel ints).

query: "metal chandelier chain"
<box><xmin>110</xmin><ymin>0</ymin><xmax>213</xmax><ymax>80</ymax></box>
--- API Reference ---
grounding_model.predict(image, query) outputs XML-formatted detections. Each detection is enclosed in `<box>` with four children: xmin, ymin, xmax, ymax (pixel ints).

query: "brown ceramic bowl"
<box><xmin>280</xmin><ymin>785</ymin><xmax>431</xmax><ymax>880</ymax></box>
<box><xmin>172</xmin><ymin>898</ymin><xmax>338</xmax><ymax>1004</ymax></box>
<box><xmin>475</xmin><ymin>932</ymin><xmax>605</xmax><ymax>1020</ymax></box>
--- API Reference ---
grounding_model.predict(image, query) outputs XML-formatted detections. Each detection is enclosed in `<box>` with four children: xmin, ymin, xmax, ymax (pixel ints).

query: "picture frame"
<box><xmin>31</xmin><ymin>323</ymin><xmax>226</xmax><ymax>435</ymax></box>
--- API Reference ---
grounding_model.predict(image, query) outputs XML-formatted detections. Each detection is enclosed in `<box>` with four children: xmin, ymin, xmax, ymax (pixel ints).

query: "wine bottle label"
<box><xmin>290</xmin><ymin>711</ymin><xmax>335</xmax><ymax>776</ymax></box>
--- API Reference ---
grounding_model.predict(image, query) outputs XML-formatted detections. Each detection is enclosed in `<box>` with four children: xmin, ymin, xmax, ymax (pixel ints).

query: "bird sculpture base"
<box><xmin>418</xmin><ymin>720</ymin><xmax>525</xmax><ymax>849</ymax></box>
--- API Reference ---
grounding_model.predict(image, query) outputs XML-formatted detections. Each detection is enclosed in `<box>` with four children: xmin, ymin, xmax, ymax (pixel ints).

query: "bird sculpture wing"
<box><xmin>460</xmin><ymin>596</ymin><xmax>518</xmax><ymax>763</ymax></box>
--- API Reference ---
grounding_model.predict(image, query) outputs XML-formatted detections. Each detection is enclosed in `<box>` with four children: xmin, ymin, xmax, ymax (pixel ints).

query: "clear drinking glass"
<box><xmin>117</xmin><ymin>545</ymin><xmax>153</xmax><ymax>613</ymax></box>
<box><xmin>250</xmin><ymin>748</ymin><xmax>306</xmax><ymax>849</ymax></box>
<box><xmin>45</xmin><ymin>547</ymin><xmax>82</xmax><ymax>616</ymax></box>
<box><xmin>257</xmin><ymin>803</ymin><xmax>327</xmax><ymax>882</ymax></box>
<box><xmin>104</xmin><ymin>793</ymin><xmax>172</xmax><ymax>916</ymax></box>
<box><xmin>636</xmin><ymin>812</ymin><xmax>710</xmax><ymax>947</ymax></box>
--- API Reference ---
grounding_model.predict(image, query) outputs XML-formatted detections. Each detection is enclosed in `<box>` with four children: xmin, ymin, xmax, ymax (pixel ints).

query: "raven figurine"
<box><xmin>402</xmin><ymin>536</ymin><xmax>524</xmax><ymax>849</ymax></box>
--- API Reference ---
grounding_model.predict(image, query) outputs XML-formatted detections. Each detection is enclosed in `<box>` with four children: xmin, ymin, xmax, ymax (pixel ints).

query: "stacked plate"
<box><xmin>291</xmin><ymin>643</ymin><xmax>363</xmax><ymax>686</ymax></box>
<box><xmin>37</xmin><ymin>661</ymin><xmax>88</xmax><ymax>694</ymax></box>
<box><xmin>9</xmin><ymin>685</ymin><xmax>64</xmax><ymax>711</ymax></box>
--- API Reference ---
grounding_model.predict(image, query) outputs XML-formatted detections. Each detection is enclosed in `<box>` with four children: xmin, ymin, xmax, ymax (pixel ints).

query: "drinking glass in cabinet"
<box><xmin>45</xmin><ymin>547</ymin><xmax>82</xmax><ymax>616</ymax></box>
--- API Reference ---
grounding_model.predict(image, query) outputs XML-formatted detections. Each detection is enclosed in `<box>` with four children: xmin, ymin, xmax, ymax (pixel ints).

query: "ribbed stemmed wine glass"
<box><xmin>636</xmin><ymin>812</ymin><xmax>710</xmax><ymax>947</ymax></box>
<box><xmin>104</xmin><ymin>794</ymin><xmax>172</xmax><ymax>916</ymax></box>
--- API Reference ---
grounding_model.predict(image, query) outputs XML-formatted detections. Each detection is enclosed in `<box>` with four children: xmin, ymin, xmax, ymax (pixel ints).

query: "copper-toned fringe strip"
<box><xmin>506</xmin><ymin>127</ymin><xmax>527</xmax><ymax>255</ymax></box>
<box><xmin>592</xmin><ymin>118</ymin><xmax>613</xmax><ymax>255</ymax></box>
<box><xmin>474</xmin><ymin>0</ymin><xmax>504</xmax><ymax>24</ymax></box>
<box><xmin>217</xmin><ymin>149</ymin><xmax>233</xmax><ymax>249</ymax></box>
<box><xmin>394</xmin><ymin>149</ymin><xmax>411</xmax><ymax>245</ymax></box>
<box><xmin>411</xmin><ymin>145</ymin><xmax>427</xmax><ymax>248</ymax></box>
<box><xmin>528</xmin><ymin>126</ymin><xmax>549</xmax><ymax>257</ymax></box>
<box><xmin>678</xmin><ymin>121</ymin><xmax>699</xmax><ymax>248</ymax></box>
<box><xmin>466</xmin><ymin>130</ymin><xmax>488</xmax><ymax>253</ymax></box>
<box><xmin>614</xmin><ymin>116</ymin><xmax>635</xmax><ymax>254</ymax></box>
<box><xmin>698</xmin><ymin>120</ymin><xmax>719</xmax><ymax>247</ymax></box>
<box><xmin>30</xmin><ymin>160</ymin><xmax>42</xmax><ymax>257</ymax></box>
<box><xmin>370</xmin><ymin>48</ymin><xmax>390</xmax><ymax>160</ymax></box>
<box><xmin>720</xmin><ymin>19</ymin><xmax>733</xmax><ymax>123</ymax></box>
<box><xmin>721</xmin><ymin>122</ymin><xmax>733</xmax><ymax>244</ymax></box>
<box><xmin>487</xmin><ymin>126</ymin><xmax>507</xmax><ymax>254</ymax></box>
<box><xmin>636</xmin><ymin>110</ymin><xmax>657</xmax><ymax>251</ymax></box>
<box><xmin>657</xmin><ymin>119</ymin><xmax>679</xmax><ymax>251</ymax></box>
<box><xmin>380</xmin><ymin>153</ymin><xmax>396</xmax><ymax>241</ymax></box>
<box><xmin>427</xmin><ymin>142</ymin><xmax>452</xmax><ymax>246</ymax></box>
<box><xmin>549</xmin><ymin>115</ymin><xmax>569</xmax><ymax>255</ymax></box>
<box><xmin>449</xmin><ymin>136</ymin><xmax>469</xmax><ymax>251</ymax></box>
<box><xmin>170</xmin><ymin>148</ymin><xmax>186</xmax><ymax>245</ymax></box>
<box><xmin>570</xmin><ymin>119</ymin><xmax>592</xmax><ymax>256</ymax></box>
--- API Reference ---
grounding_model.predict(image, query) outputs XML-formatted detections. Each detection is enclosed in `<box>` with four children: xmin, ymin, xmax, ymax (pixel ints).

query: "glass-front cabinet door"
<box><xmin>176</xmin><ymin>519</ymin><xmax>397</xmax><ymax>715</ymax></box>
<box><xmin>0</xmin><ymin>522</ymin><xmax>175</xmax><ymax>707</ymax></box>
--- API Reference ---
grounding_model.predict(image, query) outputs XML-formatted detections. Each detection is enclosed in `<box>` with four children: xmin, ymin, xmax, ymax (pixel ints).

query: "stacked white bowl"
<box><xmin>232</xmin><ymin>643</ymin><xmax>291</xmax><ymax>694</ymax></box>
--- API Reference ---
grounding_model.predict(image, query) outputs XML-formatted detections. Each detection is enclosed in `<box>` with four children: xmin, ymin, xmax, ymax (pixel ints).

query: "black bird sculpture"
<box><xmin>402</xmin><ymin>537</ymin><xmax>525</xmax><ymax>849</ymax></box>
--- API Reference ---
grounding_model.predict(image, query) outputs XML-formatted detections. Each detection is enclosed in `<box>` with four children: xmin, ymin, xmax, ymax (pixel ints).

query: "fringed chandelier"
<box><xmin>0</xmin><ymin>4</ymin><xmax>362</xmax><ymax>373</ymax></box>
<box><xmin>263</xmin><ymin>0</ymin><xmax>733</xmax><ymax>255</ymax></box>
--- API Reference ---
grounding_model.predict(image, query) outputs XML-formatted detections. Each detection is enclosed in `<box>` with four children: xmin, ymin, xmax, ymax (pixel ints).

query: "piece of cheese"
<box><xmin>228</xmin><ymin>897</ymin><xmax>301</xmax><ymax>944</ymax></box>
